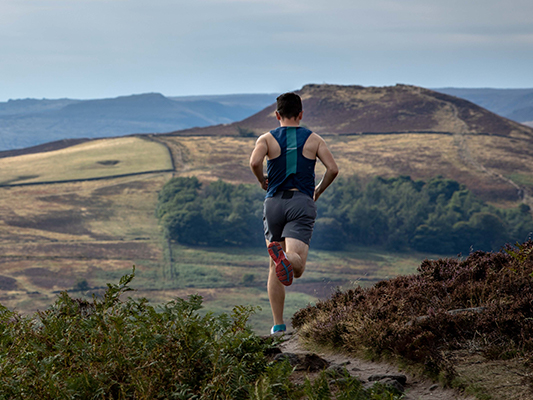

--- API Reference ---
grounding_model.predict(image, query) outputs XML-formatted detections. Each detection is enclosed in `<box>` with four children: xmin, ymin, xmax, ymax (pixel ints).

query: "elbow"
<box><xmin>250</xmin><ymin>159</ymin><xmax>261</xmax><ymax>170</ymax></box>
<box><xmin>330</xmin><ymin>166</ymin><xmax>339</xmax><ymax>178</ymax></box>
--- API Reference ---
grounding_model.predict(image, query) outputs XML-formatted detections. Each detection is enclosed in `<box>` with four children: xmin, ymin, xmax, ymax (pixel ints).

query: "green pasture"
<box><xmin>0</xmin><ymin>137</ymin><xmax>173</xmax><ymax>186</ymax></box>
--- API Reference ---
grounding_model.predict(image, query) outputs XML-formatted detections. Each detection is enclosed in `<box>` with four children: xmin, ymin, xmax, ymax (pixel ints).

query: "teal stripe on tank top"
<box><xmin>285</xmin><ymin>127</ymin><xmax>297</xmax><ymax>178</ymax></box>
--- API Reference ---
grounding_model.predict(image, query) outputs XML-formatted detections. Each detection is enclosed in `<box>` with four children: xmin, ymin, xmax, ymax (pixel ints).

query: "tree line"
<box><xmin>157</xmin><ymin>176</ymin><xmax>533</xmax><ymax>254</ymax></box>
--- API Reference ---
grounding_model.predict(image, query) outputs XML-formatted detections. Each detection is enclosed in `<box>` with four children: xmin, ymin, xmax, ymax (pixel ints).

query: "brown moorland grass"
<box><xmin>158</xmin><ymin>133</ymin><xmax>528</xmax><ymax>204</ymax></box>
<box><xmin>0</xmin><ymin>173</ymin><xmax>171</xmax><ymax>313</ymax></box>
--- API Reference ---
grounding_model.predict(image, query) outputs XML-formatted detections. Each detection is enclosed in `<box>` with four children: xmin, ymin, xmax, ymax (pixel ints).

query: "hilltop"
<box><xmin>168</xmin><ymin>84</ymin><xmax>533</xmax><ymax>139</ymax></box>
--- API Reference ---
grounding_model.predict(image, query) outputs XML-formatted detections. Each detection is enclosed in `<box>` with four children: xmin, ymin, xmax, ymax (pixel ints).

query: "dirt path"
<box><xmin>449</xmin><ymin>103</ymin><xmax>533</xmax><ymax>207</ymax></box>
<box><xmin>280</xmin><ymin>333</ymin><xmax>474</xmax><ymax>400</ymax></box>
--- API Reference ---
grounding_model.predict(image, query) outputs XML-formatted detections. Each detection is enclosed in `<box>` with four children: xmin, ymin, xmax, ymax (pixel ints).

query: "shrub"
<box><xmin>292</xmin><ymin>241</ymin><xmax>533</xmax><ymax>382</ymax></box>
<box><xmin>0</xmin><ymin>268</ymin><xmax>402</xmax><ymax>399</ymax></box>
<box><xmin>0</xmin><ymin>268</ymin><xmax>292</xmax><ymax>399</ymax></box>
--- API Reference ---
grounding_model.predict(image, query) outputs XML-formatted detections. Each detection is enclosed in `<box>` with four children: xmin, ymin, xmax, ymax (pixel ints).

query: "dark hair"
<box><xmin>276</xmin><ymin>92</ymin><xmax>302</xmax><ymax>119</ymax></box>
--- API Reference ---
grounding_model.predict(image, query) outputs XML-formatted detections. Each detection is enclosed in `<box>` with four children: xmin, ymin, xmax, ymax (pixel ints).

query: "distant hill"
<box><xmin>434</xmin><ymin>87</ymin><xmax>533</xmax><ymax>127</ymax></box>
<box><xmin>161</xmin><ymin>84</ymin><xmax>533</xmax><ymax>205</ymax></box>
<box><xmin>168</xmin><ymin>84</ymin><xmax>533</xmax><ymax>139</ymax></box>
<box><xmin>3</xmin><ymin>84</ymin><xmax>533</xmax><ymax>205</ymax></box>
<box><xmin>0</xmin><ymin>93</ymin><xmax>277</xmax><ymax>151</ymax></box>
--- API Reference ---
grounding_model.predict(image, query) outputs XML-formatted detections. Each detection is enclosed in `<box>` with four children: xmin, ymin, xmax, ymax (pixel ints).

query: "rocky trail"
<box><xmin>274</xmin><ymin>332</ymin><xmax>473</xmax><ymax>400</ymax></box>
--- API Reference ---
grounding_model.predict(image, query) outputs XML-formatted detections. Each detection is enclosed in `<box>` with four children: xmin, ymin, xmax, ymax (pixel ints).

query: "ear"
<box><xmin>275</xmin><ymin>111</ymin><xmax>282</xmax><ymax>121</ymax></box>
<box><xmin>297</xmin><ymin>111</ymin><xmax>303</xmax><ymax>121</ymax></box>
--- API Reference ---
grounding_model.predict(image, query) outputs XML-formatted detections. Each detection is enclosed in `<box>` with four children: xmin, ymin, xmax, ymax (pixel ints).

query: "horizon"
<box><xmin>2</xmin><ymin>0</ymin><xmax>532</xmax><ymax>102</ymax></box>
<box><xmin>3</xmin><ymin>84</ymin><xmax>533</xmax><ymax>103</ymax></box>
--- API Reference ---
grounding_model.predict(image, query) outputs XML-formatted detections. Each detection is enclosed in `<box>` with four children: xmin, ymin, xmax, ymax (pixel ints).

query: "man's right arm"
<box><xmin>314</xmin><ymin>135</ymin><xmax>339</xmax><ymax>201</ymax></box>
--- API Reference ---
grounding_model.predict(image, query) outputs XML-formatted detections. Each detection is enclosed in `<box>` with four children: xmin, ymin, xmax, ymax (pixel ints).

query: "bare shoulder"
<box><xmin>254</xmin><ymin>132</ymin><xmax>271</xmax><ymax>147</ymax></box>
<box><xmin>307</xmin><ymin>132</ymin><xmax>328</xmax><ymax>149</ymax></box>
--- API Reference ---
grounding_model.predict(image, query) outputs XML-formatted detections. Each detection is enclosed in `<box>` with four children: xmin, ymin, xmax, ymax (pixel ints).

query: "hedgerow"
<box><xmin>292</xmin><ymin>241</ymin><xmax>533</xmax><ymax>383</ymax></box>
<box><xmin>0</xmin><ymin>268</ymin><xmax>401</xmax><ymax>399</ymax></box>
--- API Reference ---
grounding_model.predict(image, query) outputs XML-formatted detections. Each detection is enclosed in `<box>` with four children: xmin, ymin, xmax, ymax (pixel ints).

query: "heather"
<box><xmin>292</xmin><ymin>241</ymin><xmax>533</xmax><ymax>384</ymax></box>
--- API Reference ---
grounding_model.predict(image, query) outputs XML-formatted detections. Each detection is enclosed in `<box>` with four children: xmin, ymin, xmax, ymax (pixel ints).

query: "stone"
<box><xmin>273</xmin><ymin>352</ymin><xmax>301</xmax><ymax>367</ymax></box>
<box><xmin>326</xmin><ymin>363</ymin><xmax>349</xmax><ymax>377</ymax></box>
<box><xmin>368</xmin><ymin>373</ymin><xmax>407</xmax><ymax>386</ymax></box>
<box><xmin>365</xmin><ymin>379</ymin><xmax>405</xmax><ymax>393</ymax></box>
<box><xmin>263</xmin><ymin>346</ymin><xmax>282</xmax><ymax>356</ymax></box>
<box><xmin>297</xmin><ymin>353</ymin><xmax>330</xmax><ymax>372</ymax></box>
<box><xmin>381</xmin><ymin>378</ymin><xmax>405</xmax><ymax>393</ymax></box>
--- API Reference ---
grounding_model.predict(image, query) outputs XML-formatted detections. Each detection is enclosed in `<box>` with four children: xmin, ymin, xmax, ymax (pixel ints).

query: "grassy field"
<box><xmin>0</xmin><ymin>136</ymin><xmax>173</xmax><ymax>186</ymax></box>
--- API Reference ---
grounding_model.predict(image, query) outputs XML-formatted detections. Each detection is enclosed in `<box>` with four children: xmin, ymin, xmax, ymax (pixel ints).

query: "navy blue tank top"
<box><xmin>266</xmin><ymin>126</ymin><xmax>316</xmax><ymax>198</ymax></box>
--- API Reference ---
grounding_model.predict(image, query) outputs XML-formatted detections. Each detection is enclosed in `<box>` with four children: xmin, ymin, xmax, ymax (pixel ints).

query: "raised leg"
<box><xmin>267</xmin><ymin>238</ymin><xmax>310</xmax><ymax>327</ymax></box>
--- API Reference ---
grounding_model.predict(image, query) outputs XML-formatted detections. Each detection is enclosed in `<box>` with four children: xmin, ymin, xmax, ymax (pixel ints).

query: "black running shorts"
<box><xmin>263</xmin><ymin>190</ymin><xmax>317</xmax><ymax>245</ymax></box>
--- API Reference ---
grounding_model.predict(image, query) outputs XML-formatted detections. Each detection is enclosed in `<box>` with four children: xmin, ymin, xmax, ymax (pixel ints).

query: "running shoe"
<box><xmin>268</xmin><ymin>241</ymin><xmax>293</xmax><ymax>286</ymax></box>
<box><xmin>270</xmin><ymin>324</ymin><xmax>287</xmax><ymax>335</ymax></box>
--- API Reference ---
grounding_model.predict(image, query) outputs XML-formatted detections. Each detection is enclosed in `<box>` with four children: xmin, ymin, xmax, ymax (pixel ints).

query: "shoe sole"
<box><xmin>268</xmin><ymin>242</ymin><xmax>293</xmax><ymax>286</ymax></box>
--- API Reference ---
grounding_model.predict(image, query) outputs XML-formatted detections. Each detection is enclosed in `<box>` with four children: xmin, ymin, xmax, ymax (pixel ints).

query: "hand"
<box><xmin>261</xmin><ymin>175</ymin><xmax>268</xmax><ymax>191</ymax></box>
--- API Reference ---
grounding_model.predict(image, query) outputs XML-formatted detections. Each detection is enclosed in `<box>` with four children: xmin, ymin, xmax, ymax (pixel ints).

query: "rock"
<box><xmin>381</xmin><ymin>378</ymin><xmax>405</xmax><ymax>393</ymax></box>
<box><xmin>326</xmin><ymin>363</ymin><xmax>349</xmax><ymax>377</ymax></box>
<box><xmin>368</xmin><ymin>373</ymin><xmax>407</xmax><ymax>386</ymax></box>
<box><xmin>365</xmin><ymin>379</ymin><xmax>405</xmax><ymax>393</ymax></box>
<box><xmin>273</xmin><ymin>352</ymin><xmax>329</xmax><ymax>371</ymax></box>
<box><xmin>447</xmin><ymin>306</ymin><xmax>485</xmax><ymax>315</ymax></box>
<box><xmin>273</xmin><ymin>352</ymin><xmax>301</xmax><ymax>367</ymax></box>
<box><xmin>429</xmin><ymin>384</ymin><xmax>439</xmax><ymax>391</ymax></box>
<box><xmin>263</xmin><ymin>346</ymin><xmax>282</xmax><ymax>356</ymax></box>
<box><xmin>298</xmin><ymin>353</ymin><xmax>330</xmax><ymax>372</ymax></box>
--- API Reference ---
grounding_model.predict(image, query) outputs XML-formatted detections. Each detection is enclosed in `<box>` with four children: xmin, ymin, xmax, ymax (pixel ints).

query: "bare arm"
<box><xmin>249</xmin><ymin>134</ymin><xmax>269</xmax><ymax>190</ymax></box>
<box><xmin>314</xmin><ymin>136</ymin><xmax>339</xmax><ymax>201</ymax></box>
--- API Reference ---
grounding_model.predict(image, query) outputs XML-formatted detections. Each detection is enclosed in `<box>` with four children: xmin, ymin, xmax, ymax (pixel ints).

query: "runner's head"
<box><xmin>276</xmin><ymin>92</ymin><xmax>302</xmax><ymax>120</ymax></box>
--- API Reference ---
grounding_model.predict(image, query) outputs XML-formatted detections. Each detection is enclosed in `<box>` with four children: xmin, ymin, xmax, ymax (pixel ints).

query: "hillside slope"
<box><xmin>168</xmin><ymin>84</ymin><xmax>533</xmax><ymax>139</ymax></box>
<box><xmin>434</xmin><ymin>87</ymin><xmax>533</xmax><ymax>126</ymax></box>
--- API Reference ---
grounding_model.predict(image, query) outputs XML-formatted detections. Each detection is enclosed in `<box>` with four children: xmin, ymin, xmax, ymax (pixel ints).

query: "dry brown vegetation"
<box><xmin>157</xmin><ymin>132</ymin><xmax>531</xmax><ymax>206</ymax></box>
<box><xmin>0</xmin><ymin>174</ymin><xmax>170</xmax><ymax>313</ymax></box>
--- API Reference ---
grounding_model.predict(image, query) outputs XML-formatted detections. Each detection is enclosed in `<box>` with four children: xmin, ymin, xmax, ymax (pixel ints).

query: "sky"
<box><xmin>1</xmin><ymin>0</ymin><xmax>533</xmax><ymax>101</ymax></box>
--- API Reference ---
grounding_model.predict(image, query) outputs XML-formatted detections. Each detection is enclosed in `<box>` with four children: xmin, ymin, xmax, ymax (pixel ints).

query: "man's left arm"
<box><xmin>250</xmin><ymin>134</ymin><xmax>269</xmax><ymax>191</ymax></box>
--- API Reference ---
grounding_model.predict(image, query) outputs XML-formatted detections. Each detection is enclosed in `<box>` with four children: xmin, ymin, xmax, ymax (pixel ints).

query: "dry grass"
<box><xmin>0</xmin><ymin>136</ymin><xmax>172</xmax><ymax>185</ymax></box>
<box><xmin>0</xmin><ymin>174</ymin><xmax>170</xmax><ymax>313</ymax></box>
<box><xmin>451</xmin><ymin>351</ymin><xmax>532</xmax><ymax>400</ymax></box>
<box><xmin>159</xmin><ymin>132</ymin><xmax>532</xmax><ymax>204</ymax></box>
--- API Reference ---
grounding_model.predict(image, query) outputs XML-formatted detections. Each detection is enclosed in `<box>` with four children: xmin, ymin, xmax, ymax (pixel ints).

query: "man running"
<box><xmin>249</xmin><ymin>92</ymin><xmax>339</xmax><ymax>335</ymax></box>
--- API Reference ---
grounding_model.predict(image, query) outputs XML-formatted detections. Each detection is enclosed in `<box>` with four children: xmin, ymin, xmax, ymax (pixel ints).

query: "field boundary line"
<box><xmin>0</xmin><ymin>168</ymin><xmax>175</xmax><ymax>188</ymax></box>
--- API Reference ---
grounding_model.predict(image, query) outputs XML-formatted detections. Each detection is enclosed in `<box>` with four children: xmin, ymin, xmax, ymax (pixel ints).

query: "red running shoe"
<box><xmin>268</xmin><ymin>242</ymin><xmax>293</xmax><ymax>286</ymax></box>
